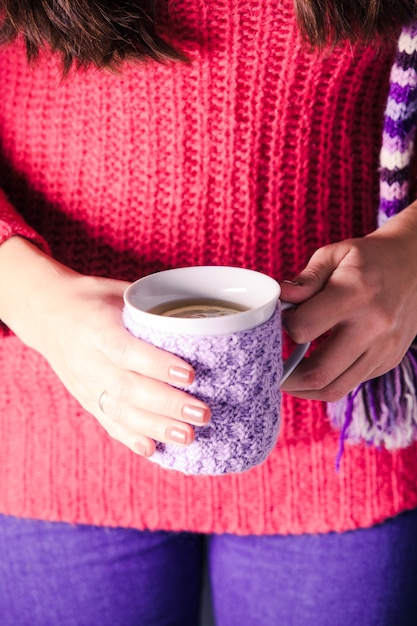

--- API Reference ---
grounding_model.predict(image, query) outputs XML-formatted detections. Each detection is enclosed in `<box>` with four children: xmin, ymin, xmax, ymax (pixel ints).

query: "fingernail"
<box><xmin>168</xmin><ymin>365</ymin><xmax>194</xmax><ymax>385</ymax></box>
<box><xmin>281</xmin><ymin>279</ymin><xmax>302</xmax><ymax>286</ymax></box>
<box><xmin>166</xmin><ymin>426</ymin><xmax>192</xmax><ymax>445</ymax></box>
<box><xmin>182</xmin><ymin>404</ymin><xmax>210</xmax><ymax>424</ymax></box>
<box><xmin>135</xmin><ymin>442</ymin><xmax>150</xmax><ymax>457</ymax></box>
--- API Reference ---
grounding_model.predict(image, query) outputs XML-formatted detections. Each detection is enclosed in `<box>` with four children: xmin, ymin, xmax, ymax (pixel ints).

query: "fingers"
<box><xmin>280</xmin><ymin>242</ymin><xmax>351</xmax><ymax>305</ymax></box>
<box><xmin>281</xmin><ymin>326</ymin><xmax>371</xmax><ymax>401</ymax></box>
<box><xmin>100</xmin><ymin>371</ymin><xmax>211</xmax><ymax>428</ymax></box>
<box><xmin>280</xmin><ymin>242</ymin><xmax>358</xmax><ymax>343</ymax></box>
<box><xmin>283</xmin><ymin>280</ymin><xmax>361</xmax><ymax>345</ymax></box>
<box><xmin>281</xmin><ymin>321</ymin><xmax>408</xmax><ymax>401</ymax></box>
<box><xmin>30</xmin><ymin>273</ymin><xmax>209</xmax><ymax>458</ymax></box>
<box><xmin>97</xmin><ymin>413</ymin><xmax>156</xmax><ymax>457</ymax></box>
<box><xmin>282</xmin><ymin>356</ymin><xmax>377</xmax><ymax>403</ymax></box>
<box><xmin>70</xmin><ymin>300</ymin><xmax>212</xmax><ymax>457</ymax></box>
<box><xmin>99</xmin><ymin>394</ymin><xmax>196</xmax><ymax>450</ymax></box>
<box><xmin>89</xmin><ymin>363</ymin><xmax>211</xmax><ymax>457</ymax></box>
<box><xmin>97</xmin><ymin>324</ymin><xmax>195</xmax><ymax>387</ymax></box>
<box><xmin>279</xmin><ymin>232</ymin><xmax>417</xmax><ymax>402</ymax></box>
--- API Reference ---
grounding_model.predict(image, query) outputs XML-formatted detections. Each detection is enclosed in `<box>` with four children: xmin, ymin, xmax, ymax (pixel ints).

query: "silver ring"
<box><xmin>98</xmin><ymin>391</ymin><xmax>107</xmax><ymax>414</ymax></box>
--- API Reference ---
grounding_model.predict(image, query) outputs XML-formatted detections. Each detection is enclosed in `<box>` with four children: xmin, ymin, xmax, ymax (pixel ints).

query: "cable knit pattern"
<box><xmin>123</xmin><ymin>307</ymin><xmax>282</xmax><ymax>475</ymax></box>
<box><xmin>1</xmin><ymin>1</ymin><xmax>417</xmax><ymax>535</ymax></box>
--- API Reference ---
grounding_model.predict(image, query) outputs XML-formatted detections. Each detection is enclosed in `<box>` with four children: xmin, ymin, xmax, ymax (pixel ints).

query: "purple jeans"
<box><xmin>1</xmin><ymin>509</ymin><xmax>417</xmax><ymax>626</ymax></box>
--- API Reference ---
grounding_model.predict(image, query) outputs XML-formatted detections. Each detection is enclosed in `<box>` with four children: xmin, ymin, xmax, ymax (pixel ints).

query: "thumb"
<box><xmin>280</xmin><ymin>241</ymin><xmax>350</xmax><ymax>304</ymax></box>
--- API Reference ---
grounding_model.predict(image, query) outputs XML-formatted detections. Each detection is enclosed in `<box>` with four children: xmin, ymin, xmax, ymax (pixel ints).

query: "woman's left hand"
<box><xmin>280</xmin><ymin>200</ymin><xmax>417</xmax><ymax>402</ymax></box>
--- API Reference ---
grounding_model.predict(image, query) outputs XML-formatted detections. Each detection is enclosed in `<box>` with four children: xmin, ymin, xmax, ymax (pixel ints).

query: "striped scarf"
<box><xmin>328</xmin><ymin>22</ymin><xmax>417</xmax><ymax>459</ymax></box>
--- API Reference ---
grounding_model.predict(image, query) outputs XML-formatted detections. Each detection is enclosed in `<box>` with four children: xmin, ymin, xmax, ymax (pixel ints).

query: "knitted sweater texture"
<box><xmin>1</xmin><ymin>0</ymin><xmax>417</xmax><ymax>534</ymax></box>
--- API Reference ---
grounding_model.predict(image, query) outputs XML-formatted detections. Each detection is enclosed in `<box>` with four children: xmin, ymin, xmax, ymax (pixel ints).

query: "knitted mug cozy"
<box><xmin>327</xmin><ymin>22</ymin><xmax>417</xmax><ymax>460</ymax></box>
<box><xmin>122</xmin><ymin>306</ymin><xmax>282</xmax><ymax>475</ymax></box>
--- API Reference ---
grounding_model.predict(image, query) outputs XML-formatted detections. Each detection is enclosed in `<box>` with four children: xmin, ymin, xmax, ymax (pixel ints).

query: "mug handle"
<box><xmin>280</xmin><ymin>301</ymin><xmax>310</xmax><ymax>385</ymax></box>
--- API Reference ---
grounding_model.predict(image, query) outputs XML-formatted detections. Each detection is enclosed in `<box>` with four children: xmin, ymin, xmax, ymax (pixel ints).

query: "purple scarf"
<box><xmin>328</xmin><ymin>23</ymin><xmax>417</xmax><ymax>462</ymax></box>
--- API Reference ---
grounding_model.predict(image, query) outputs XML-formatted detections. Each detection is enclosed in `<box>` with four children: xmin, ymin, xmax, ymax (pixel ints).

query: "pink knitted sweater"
<box><xmin>1</xmin><ymin>0</ymin><xmax>417</xmax><ymax>535</ymax></box>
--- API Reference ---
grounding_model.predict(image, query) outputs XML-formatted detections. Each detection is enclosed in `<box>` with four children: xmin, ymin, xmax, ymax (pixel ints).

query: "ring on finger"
<box><xmin>98</xmin><ymin>390</ymin><xmax>108</xmax><ymax>414</ymax></box>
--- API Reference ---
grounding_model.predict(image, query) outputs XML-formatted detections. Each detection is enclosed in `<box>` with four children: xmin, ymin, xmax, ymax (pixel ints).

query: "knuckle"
<box><xmin>285</xmin><ymin>317</ymin><xmax>310</xmax><ymax>345</ymax></box>
<box><xmin>380</xmin><ymin>334</ymin><xmax>398</xmax><ymax>356</ymax></box>
<box><xmin>99</xmin><ymin>415</ymin><xmax>123</xmax><ymax>442</ymax></box>
<box><xmin>105</xmin><ymin>396</ymin><xmax>124</xmax><ymax>424</ymax></box>
<box><xmin>106</xmin><ymin>333</ymin><xmax>130</xmax><ymax>367</ymax></box>
<box><xmin>144</xmin><ymin>346</ymin><xmax>170</xmax><ymax>381</ymax></box>
<box><xmin>300</xmin><ymin>368</ymin><xmax>330</xmax><ymax>391</ymax></box>
<box><xmin>378</xmin><ymin>347</ymin><xmax>403</xmax><ymax>373</ymax></box>
<box><xmin>145</xmin><ymin>416</ymin><xmax>165</xmax><ymax>440</ymax></box>
<box><xmin>391</xmin><ymin>353</ymin><xmax>405</xmax><ymax>369</ymax></box>
<box><xmin>159</xmin><ymin>390</ymin><xmax>181</xmax><ymax>418</ymax></box>
<box><xmin>300</xmin><ymin>266</ymin><xmax>324</xmax><ymax>285</ymax></box>
<box><xmin>343</xmin><ymin>248</ymin><xmax>380</xmax><ymax>294</ymax></box>
<box><xmin>113</xmin><ymin>374</ymin><xmax>136</xmax><ymax>404</ymax></box>
<box><xmin>323</xmin><ymin>386</ymin><xmax>347</xmax><ymax>403</ymax></box>
<box><xmin>370</xmin><ymin>307</ymin><xmax>397</xmax><ymax>334</ymax></box>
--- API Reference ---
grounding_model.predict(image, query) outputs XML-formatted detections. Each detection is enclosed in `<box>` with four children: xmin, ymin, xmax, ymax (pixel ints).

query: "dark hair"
<box><xmin>293</xmin><ymin>0</ymin><xmax>417</xmax><ymax>47</ymax></box>
<box><xmin>0</xmin><ymin>0</ymin><xmax>187</xmax><ymax>72</ymax></box>
<box><xmin>0</xmin><ymin>1</ymin><xmax>417</xmax><ymax>71</ymax></box>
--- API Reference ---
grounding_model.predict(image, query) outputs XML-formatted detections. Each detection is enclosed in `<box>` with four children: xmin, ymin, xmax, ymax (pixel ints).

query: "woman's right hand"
<box><xmin>0</xmin><ymin>237</ymin><xmax>211</xmax><ymax>457</ymax></box>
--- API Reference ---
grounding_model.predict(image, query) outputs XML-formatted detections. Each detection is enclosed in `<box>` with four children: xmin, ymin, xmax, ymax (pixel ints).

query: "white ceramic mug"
<box><xmin>123</xmin><ymin>266</ymin><xmax>308</xmax><ymax>383</ymax></box>
<box><xmin>123</xmin><ymin>266</ymin><xmax>309</xmax><ymax>475</ymax></box>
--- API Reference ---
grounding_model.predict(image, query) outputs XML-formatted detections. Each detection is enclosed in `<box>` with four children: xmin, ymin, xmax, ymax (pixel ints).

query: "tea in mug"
<box><xmin>148</xmin><ymin>298</ymin><xmax>250</xmax><ymax>318</ymax></box>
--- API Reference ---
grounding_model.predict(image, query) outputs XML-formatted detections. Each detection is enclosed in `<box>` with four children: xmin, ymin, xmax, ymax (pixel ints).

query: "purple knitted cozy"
<box><xmin>328</xmin><ymin>22</ymin><xmax>417</xmax><ymax>461</ymax></box>
<box><xmin>123</xmin><ymin>307</ymin><xmax>282</xmax><ymax>475</ymax></box>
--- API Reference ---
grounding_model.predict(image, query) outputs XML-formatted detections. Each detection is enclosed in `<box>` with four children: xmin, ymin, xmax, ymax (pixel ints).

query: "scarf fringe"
<box><xmin>328</xmin><ymin>343</ymin><xmax>417</xmax><ymax>454</ymax></box>
<box><xmin>328</xmin><ymin>24</ymin><xmax>417</xmax><ymax>462</ymax></box>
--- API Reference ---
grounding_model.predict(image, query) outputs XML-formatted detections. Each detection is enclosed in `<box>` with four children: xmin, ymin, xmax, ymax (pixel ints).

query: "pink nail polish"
<box><xmin>166</xmin><ymin>426</ymin><xmax>191</xmax><ymax>445</ymax></box>
<box><xmin>168</xmin><ymin>365</ymin><xmax>194</xmax><ymax>385</ymax></box>
<box><xmin>135</xmin><ymin>442</ymin><xmax>148</xmax><ymax>456</ymax></box>
<box><xmin>182</xmin><ymin>404</ymin><xmax>210</xmax><ymax>424</ymax></box>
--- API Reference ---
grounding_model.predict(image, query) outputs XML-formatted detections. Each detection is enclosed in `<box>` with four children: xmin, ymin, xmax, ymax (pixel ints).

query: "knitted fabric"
<box><xmin>123</xmin><ymin>307</ymin><xmax>282</xmax><ymax>475</ymax></box>
<box><xmin>328</xmin><ymin>22</ymin><xmax>417</xmax><ymax>454</ymax></box>
<box><xmin>379</xmin><ymin>24</ymin><xmax>417</xmax><ymax>223</ymax></box>
<box><xmin>1</xmin><ymin>2</ymin><xmax>417</xmax><ymax>536</ymax></box>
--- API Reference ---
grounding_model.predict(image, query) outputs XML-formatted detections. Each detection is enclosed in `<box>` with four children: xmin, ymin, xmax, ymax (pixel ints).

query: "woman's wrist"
<box><xmin>0</xmin><ymin>236</ymin><xmax>79</xmax><ymax>349</ymax></box>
